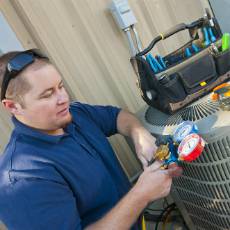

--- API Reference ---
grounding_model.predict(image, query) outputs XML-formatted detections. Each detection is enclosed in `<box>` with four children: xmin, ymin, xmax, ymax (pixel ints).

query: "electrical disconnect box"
<box><xmin>109</xmin><ymin>0</ymin><xmax>137</xmax><ymax>30</ymax></box>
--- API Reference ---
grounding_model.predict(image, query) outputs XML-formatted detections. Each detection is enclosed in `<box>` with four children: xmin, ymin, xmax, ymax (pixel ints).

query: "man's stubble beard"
<box><xmin>59</xmin><ymin>113</ymin><xmax>73</xmax><ymax>129</ymax></box>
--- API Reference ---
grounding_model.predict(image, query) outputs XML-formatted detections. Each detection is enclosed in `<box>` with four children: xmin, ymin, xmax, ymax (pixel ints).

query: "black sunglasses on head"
<box><xmin>1</xmin><ymin>49</ymin><xmax>49</xmax><ymax>101</ymax></box>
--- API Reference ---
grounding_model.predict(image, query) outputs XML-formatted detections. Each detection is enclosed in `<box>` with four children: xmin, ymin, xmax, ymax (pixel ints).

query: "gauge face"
<box><xmin>178</xmin><ymin>133</ymin><xmax>205</xmax><ymax>162</ymax></box>
<box><xmin>173</xmin><ymin>121</ymin><xmax>197</xmax><ymax>142</ymax></box>
<box><xmin>180</xmin><ymin>135</ymin><xmax>199</xmax><ymax>156</ymax></box>
<box><xmin>176</xmin><ymin>124</ymin><xmax>193</xmax><ymax>139</ymax></box>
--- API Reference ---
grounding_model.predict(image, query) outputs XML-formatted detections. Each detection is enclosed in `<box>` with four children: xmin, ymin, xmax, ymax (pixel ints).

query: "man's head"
<box><xmin>0</xmin><ymin>50</ymin><xmax>71</xmax><ymax>134</ymax></box>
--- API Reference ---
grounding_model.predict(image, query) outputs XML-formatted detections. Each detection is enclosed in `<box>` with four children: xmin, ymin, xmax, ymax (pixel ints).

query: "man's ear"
<box><xmin>1</xmin><ymin>99</ymin><xmax>24</xmax><ymax>115</ymax></box>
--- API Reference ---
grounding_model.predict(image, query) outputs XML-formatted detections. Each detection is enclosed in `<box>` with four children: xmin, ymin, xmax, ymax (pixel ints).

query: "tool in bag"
<box><xmin>131</xmin><ymin>9</ymin><xmax>230</xmax><ymax>114</ymax></box>
<box><xmin>221</xmin><ymin>33</ymin><xmax>230</xmax><ymax>51</ymax></box>
<box><xmin>211</xmin><ymin>82</ymin><xmax>230</xmax><ymax>111</ymax></box>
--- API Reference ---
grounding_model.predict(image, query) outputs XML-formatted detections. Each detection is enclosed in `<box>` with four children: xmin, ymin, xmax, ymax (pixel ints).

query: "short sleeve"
<box><xmin>3</xmin><ymin>179</ymin><xmax>81</xmax><ymax>230</ymax></box>
<box><xmin>70</xmin><ymin>102</ymin><xmax>121</xmax><ymax>137</ymax></box>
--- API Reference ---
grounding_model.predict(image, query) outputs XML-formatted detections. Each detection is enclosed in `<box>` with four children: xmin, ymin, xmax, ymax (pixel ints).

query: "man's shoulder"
<box><xmin>0</xmin><ymin>132</ymin><xmax>18</xmax><ymax>186</ymax></box>
<box><xmin>0</xmin><ymin>131</ymin><xmax>58</xmax><ymax>182</ymax></box>
<box><xmin>0</xmin><ymin>130</ymin><xmax>18</xmax><ymax>164</ymax></box>
<box><xmin>69</xmin><ymin>101</ymin><xmax>121</xmax><ymax>136</ymax></box>
<box><xmin>70</xmin><ymin>101</ymin><xmax>120</xmax><ymax>119</ymax></box>
<box><xmin>70</xmin><ymin>101</ymin><xmax>93</xmax><ymax>113</ymax></box>
<box><xmin>0</xmin><ymin>145</ymin><xmax>64</xmax><ymax>188</ymax></box>
<box><xmin>2</xmin><ymin>130</ymin><xmax>37</xmax><ymax>157</ymax></box>
<box><xmin>69</xmin><ymin>101</ymin><xmax>97</xmax><ymax>123</ymax></box>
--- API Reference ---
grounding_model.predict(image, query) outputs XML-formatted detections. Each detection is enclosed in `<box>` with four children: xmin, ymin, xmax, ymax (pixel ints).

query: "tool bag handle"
<box><xmin>136</xmin><ymin>18</ymin><xmax>206</xmax><ymax>57</ymax></box>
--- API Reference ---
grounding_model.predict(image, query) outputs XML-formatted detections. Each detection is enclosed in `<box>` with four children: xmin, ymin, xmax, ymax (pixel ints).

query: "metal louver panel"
<box><xmin>172</xmin><ymin>136</ymin><xmax>230</xmax><ymax>230</ymax></box>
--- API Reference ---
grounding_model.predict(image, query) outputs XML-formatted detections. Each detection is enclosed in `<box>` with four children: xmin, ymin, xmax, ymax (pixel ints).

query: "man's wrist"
<box><xmin>129</xmin><ymin>182</ymin><xmax>151</xmax><ymax>207</ymax></box>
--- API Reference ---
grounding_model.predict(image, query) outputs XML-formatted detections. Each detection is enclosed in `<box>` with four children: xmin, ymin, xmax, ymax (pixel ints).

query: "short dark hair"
<box><xmin>0</xmin><ymin>51</ymin><xmax>49</xmax><ymax>104</ymax></box>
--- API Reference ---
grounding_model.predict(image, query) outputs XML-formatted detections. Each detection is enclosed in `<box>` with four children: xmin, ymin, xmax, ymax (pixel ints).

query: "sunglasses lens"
<box><xmin>8</xmin><ymin>53</ymin><xmax>34</xmax><ymax>72</ymax></box>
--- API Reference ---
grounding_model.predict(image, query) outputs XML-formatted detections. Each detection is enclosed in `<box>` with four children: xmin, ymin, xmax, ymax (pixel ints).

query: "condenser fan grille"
<box><xmin>145</xmin><ymin>98</ymin><xmax>220</xmax><ymax>126</ymax></box>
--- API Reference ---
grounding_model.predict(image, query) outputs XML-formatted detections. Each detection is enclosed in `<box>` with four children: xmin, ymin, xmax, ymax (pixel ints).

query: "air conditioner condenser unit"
<box><xmin>136</xmin><ymin>94</ymin><xmax>230</xmax><ymax>230</ymax></box>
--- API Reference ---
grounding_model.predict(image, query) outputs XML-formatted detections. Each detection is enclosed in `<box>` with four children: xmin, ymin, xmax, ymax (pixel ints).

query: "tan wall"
<box><xmin>0</xmin><ymin>0</ymin><xmax>210</xmax><ymax>177</ymax></box>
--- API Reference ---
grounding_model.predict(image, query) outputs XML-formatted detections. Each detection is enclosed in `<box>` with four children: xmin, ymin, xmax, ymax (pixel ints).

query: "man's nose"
<box><xmin>57</xmin><ymin>89</ymin><xmax>69</xmax><ymax>104</ymax></box>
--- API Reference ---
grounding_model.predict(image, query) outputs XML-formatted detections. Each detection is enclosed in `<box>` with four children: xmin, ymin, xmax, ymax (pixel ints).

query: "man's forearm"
<box><xmin>116</xmin><ymin>109</ymin><xmax>144</xmax><ymax>138</ymax></box>
<box><xmin>116</xmin><ymin>109</ymin><xmax>157</xmax><ymax>167</ymax></box>
<box><xmin>84</xmin><ymin>186</ymin><xmax>148</xmax><ymax>230</ymax></box>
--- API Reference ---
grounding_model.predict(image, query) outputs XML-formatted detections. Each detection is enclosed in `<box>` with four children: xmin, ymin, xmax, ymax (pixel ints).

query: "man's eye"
<box><xmin>42</xmin><ymin>92</ymin><xmax>53</xmax><ymax>98</ymax></box>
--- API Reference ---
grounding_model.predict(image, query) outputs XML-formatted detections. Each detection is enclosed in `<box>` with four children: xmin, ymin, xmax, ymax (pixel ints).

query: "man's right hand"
<box><xmin>85</xmin><ymin>161</ymin><xmax>179</xmax><ymax>230</ymax></box>
<box><xmin>133</xmin><ymin>161</ymin><xmax>175</xmax><ymax>204</ymax></box>
<box><xmin>85</xmin><ymin>161</ymin><xmax>181</xmax><ymax>230</ymax></box>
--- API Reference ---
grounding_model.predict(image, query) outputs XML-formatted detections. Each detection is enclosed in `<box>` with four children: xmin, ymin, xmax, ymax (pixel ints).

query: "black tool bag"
<box><xmin>132</xmin><ymin>14</ymin><xmax>230</xmax><ymax>114</ymax></box>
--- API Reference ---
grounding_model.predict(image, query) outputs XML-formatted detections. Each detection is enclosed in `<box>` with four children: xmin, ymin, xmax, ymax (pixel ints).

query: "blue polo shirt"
<box><xmin>0</xmin><ymin>102</ymin><xmax>140</xmax><ymax>230</ymax></box>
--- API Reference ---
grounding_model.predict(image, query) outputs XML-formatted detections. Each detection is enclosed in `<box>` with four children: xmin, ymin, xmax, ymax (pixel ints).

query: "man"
<box><xmin>0</xmin><ymin>50</ymin><xmax>176</xmax><ymax>230</ymax></box>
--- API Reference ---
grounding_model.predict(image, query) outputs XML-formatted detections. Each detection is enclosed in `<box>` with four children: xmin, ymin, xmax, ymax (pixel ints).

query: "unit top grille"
<box><xmin>145</xmin><ymin>96</ymin><xmax>220</xmax><ymax>127</ymax></box>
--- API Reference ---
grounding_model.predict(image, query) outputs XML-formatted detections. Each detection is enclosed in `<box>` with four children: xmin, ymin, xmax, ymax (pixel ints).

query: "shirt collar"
<box><xmin>12</xmin><ymin>116</ymin><xmax>76</xmax><ymax>144</ymax></box>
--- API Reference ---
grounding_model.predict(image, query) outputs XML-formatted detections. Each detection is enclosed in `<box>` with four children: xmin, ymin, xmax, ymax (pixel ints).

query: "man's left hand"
<box><xmin>132</xmin><ymin>127</ymin><xmax>158</xmax><ymax>168</ymax></box>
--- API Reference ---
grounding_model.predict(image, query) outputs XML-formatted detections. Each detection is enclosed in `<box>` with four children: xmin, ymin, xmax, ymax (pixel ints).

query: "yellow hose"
<box><xmin>142</xmin><ymin>215</ymin><xmax>146</xmax><ymax>230</ymax></box>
